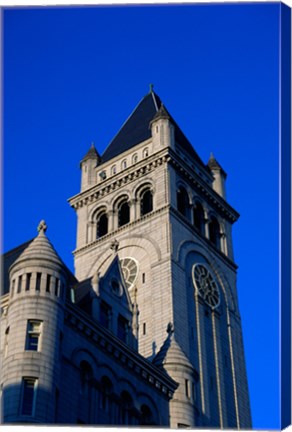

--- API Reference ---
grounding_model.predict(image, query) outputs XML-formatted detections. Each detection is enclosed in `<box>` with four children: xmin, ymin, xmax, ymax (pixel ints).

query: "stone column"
<box><xmin>130</xmin><ymin>199</ymin><xmax>137</xmax><ymax>221</ymax></box>
<box><xmin>108</xmin><ymin>210</ymin><xmax>116</xmax><ymax>231</ymax></box>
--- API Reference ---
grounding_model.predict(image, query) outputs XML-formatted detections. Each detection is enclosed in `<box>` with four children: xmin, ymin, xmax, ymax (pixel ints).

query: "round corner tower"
<box><xmin>2</xmin><ymin>221</ymin><xmax>68</xmax><ymax>423</ymax></box>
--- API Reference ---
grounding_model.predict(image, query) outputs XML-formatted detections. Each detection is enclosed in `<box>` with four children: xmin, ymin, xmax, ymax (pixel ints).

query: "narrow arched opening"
<box><xmin>141</xmin><ymin>188</ymin><xmax>153</xmax><ymax>216</ymax></box>
<box><xmin>80</xmin><ymin>361</ymin><xmax>93</xmax><ymax>399</ymax></box>
<box><xmin>209</xmin><ymin>216</ymin><xmax>221</xmax><ymax>249</ymax></box>
<box><xmin>177</xmin><ymin>186</ymin><xmax>190</xmax><ymax>219</ymax></box>
<box><xmin>140</xmin><ymin>404</ymin><xmax>154</xmax><ymax>425</ymax></box>
<box><xmin>193</xmin><ymin>201</ymin><xmax>205</xmax><ymax>234</ymax></box>
<box><xmin>118</xmin><ymin>200</ymin><xmax>130</xmax><ymax>227</ymax></box>
<box><xmin>96</xmin><ymin>212</ymin><xmax>108</xmax><ymax>238</ymax></box>
<box><xmin>119</xmin><ymin>391</ymin><xmax>134</xmax><ymax>425</ymax></box>
<box><xmin>100</xmin><ymin>376</ymin><xmax>113</xmax><ymax>414</ymax></box>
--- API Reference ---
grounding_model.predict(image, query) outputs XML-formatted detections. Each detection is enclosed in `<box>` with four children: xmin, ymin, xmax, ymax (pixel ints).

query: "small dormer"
<box><xmin>80</xmin><ymin>143</ymin><xmax>101</xmax><ymax>191</ymax></box>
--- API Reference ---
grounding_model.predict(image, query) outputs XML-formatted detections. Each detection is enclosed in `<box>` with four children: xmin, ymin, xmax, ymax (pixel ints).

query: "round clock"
<box><xmin>120</xmin><ymin>257</ymin><xmax>139</xmax><ymax>291</ymax></box>
<box><xmin>192</xmin><ymin>263</ymin><xmax>220</xmax><ymax>309</ymax></box>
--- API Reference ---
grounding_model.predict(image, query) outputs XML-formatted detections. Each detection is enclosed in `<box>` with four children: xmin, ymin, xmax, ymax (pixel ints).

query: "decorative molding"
<box><xmin>64</xmin><ymin>303</ymin><xmax>177</xmax><ymax>398</ymax></box>
<box><xmin>73</xmin><ymin>205</ymin><xmax>170</xmax><ymax>256</ymax></box>
<box><xmin>68</xmin><ymin>150</ymin><xmax>170</xmax><ymax>210</ymax></box>
<box><xmin>69</xmin><ymin>147</ymin><xmax>238</xmax><ymax>225</ymax></box>
<box><xmin>167</xmin><ymin>152</ymin><xmax>239</xmax><ymax>223</ymax></box>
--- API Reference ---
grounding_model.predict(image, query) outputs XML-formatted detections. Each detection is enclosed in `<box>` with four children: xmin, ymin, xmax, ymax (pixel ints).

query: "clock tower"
<box><xmin>69</xmin><ymin>89</ymin><xmax>252</xmax><ymax>428</ymax></box>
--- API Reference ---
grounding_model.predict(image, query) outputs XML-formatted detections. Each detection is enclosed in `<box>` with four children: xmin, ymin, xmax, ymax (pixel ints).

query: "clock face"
<box><xmin>192</xmin><ymin>264</ymin><xmax>220</xmax><ymax>309</ymax></box>
<box><xmin>120</xmin><ymin>257</ymin><xmax>139</xmax><ymax>291</ymax></box>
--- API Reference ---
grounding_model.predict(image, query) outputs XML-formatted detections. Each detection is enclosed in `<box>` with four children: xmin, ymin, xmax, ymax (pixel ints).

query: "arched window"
<box><xmin>96</xmin><ymin>212</ymin><xmax>108</xmax><ymax>239</ymax></box>
<box><xmin>111</xmin><ymin>165</ymin><xmax>117</xmax><ymax>175</ymax></box>
<box><xmin>121</xmin><ymin>159</ymin><xmax>127</xmax><ymax>170</ymax></box>
<box><xmin>117</xmin><ymin>315</ymin><xmax>128</xmax><ymax>343</ymax></box>
<box><xmin>80</xmin><ymin>361</ymin><xmax>93</xmax><ymax>399</ymax></box>
<box><xmin>100</xmin><ymin>376</ymin><xmax>113</xmax><ymax>413</ymax></box>
<box><xmin>140</xmin><ymin>188</ymin><xmax>153</xmax><ymax>216</ymax></box>
<box><xmin>118</xmin><ymin>200</ymin><xmax>130</xmax><ymax>227</ymax></box>
<box><xmin>140</xmin><ymin>404</ymin><xmax>154</xmax><ymax>425</ymax></box>
<box><xmin>132</xmin><ymin>154</ymin><xmax>138</xmax><ymax>164</ymax></box>
<box><xmin>120</xmin><ymin>391</ymin><xmax>134</xmax><ymax>425</ymax></box>
<box><xmin>100</xmin><ymin>301</ymin><xmax>111</xmax><ymax>329</ymax></box>
<box><xmin>177</xmin><ymin>186</ymin><xmax>190</xmax><ymax>219</ymax></box>
<box><xmin>209</xmin><ymin>216</ymin><xmax>221</xmax><ymax>249</ymax></box>
<box><xmin>143</xmin><ymin>148</ymin><xmax>149</xmax><ymax>158</ymax></box>
<box><xmin>193</xmin><ymin>201</ymin><xmax>205</xmax><ymax>234</ymax></box>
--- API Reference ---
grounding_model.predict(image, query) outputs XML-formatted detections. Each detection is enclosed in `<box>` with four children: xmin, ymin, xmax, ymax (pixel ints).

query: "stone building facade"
<box><xmin>1</xmin><ymin>89</ymin><xmax>252</xmax><ymax>428</ymax></box>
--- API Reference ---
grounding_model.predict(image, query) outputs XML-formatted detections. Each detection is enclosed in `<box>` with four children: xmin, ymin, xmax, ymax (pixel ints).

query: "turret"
<box><xmin>80</xmin><ymin>142</ymin><xmax>101</xmax><ymax>191</ymax></box>
<box><xmin>207</xmin><ymin>153</ymin><xmax>227</xmax><ymax>199</ymax></box>
<box><xmin>153</xmin><ymin>324</ymin><xmax>199</xmax><ymax>428</ymax></box>
<box><xmin>150</xmin><ymin>102</ymin><xmax>175</xmax><ymax>152</ymax></box>
<box><xmin>2</xmin><ymin>221</ymin><xmax>68</xmax><ymax>423</ymax></box>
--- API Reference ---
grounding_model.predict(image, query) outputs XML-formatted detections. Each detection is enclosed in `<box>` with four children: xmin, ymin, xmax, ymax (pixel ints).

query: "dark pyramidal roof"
<box><xmin>101</xmin><ymin>90</ymin><xmax>207</xmax><ymax>171</ymax></box>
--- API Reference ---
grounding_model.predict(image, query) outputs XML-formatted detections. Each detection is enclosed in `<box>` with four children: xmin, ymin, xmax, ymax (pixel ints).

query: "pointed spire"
<box><xmin>81</xmin><ymin>142</ymin><xmax>101</xmax><ymax>165</ymax></box>
<box><xmin>152</xmin><ymin>323</ymin><xmax>193</xmax><ymax>369</ymax></box>
<box><xmin>101</xmin><ymin>91</ymin><xmax>163</xmax><ymax>162</ymax></box>
<box><xmin>207</xmin><ymin>152</ymin><xmax>227</xmax><ymax>178</ymax></box>
<box><xmin>11</xmin><ymin>221</ymin><xmax>64</xmax><ymax>271</ymax></box>
<box><xmin>166</xmin><ymin>322</ymin><xmax>174</xmax><ymax>334</ymax></box>
<box><xmin>101</xmin><ymin>89</ymin><xmax>208</xmax><ymax>173</ymax></box>
<box><xmin>150</xmin><ymin>103</ymin><xmax>170</xmax><ymax>125</ymax></box>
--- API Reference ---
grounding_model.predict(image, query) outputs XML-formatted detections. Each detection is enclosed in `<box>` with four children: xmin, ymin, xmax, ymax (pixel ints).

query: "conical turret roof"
<box><xmin>81</xmin><ymin>143</ymin><xmax>101</xmax><ymax>164</ymax></box>
<box><xmin>153</xmin><ymin>323</ymin><xmax>193</xmax><ymax>369</ymax></box>
<box><xmin>11</xmin><ymin>220</ymin><xmax>65</xmax><ymax>271</ymax></box>
<box><xmin>207</xmin><ymin>153</ymin><xmax>227</xmax><ymax>177</ymax></box>
<box><xmin>150</xmin><ymin>103</ymin><xmax>171</xmax><ymax>123</ymax></box>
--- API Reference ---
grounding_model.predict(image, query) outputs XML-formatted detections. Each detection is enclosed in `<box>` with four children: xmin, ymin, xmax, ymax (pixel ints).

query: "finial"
<box><xmin>149</xmin><ymin>83</ymin><xmax>154</xmax><ymax>93</ymax></box>
<box><xmin>37</xmin><ymin>220</ymin><xmax>47</xmax><ymax>234</ymax></box>
<box><xmin>210</xmin><ymin>152</ymin><xmax>215</xmax><ymax>159</ymax></box>
<box><xmin>166</xmin><ymin>322</ymin><xmax>174</xmax><ymax>334</ymax></box>
<box><xmin>110</xmin><ymin>239</ymin><xmax>119</xmax><ymax>253</ymax></box>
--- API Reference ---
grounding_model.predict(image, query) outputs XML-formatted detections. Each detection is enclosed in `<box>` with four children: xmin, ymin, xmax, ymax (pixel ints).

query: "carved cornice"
<box><xmin>64</xmin><ymin>303</ymin><xmax>178</xmax><ymax>397</ymax></box>
<box><xmin>68</xmin><ymin>147</ymin><xmax>238</xmax><ymax>223</ymax></box>
<box><xmin>68</xmin><ymin>150</ymin><xmax>170</xmax><ymax>210</ymax></box>
<box><xmin>73</xmin><ymin>204</ymin><xmax>170</xmax><ymax>256</ymax></box>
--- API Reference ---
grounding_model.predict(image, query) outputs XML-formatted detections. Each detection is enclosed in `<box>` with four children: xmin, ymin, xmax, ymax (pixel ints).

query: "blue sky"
<box><xmin>3</xmin><ymin>4</ymin><xmax>281</xmax><ymax>428</ymax></box>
